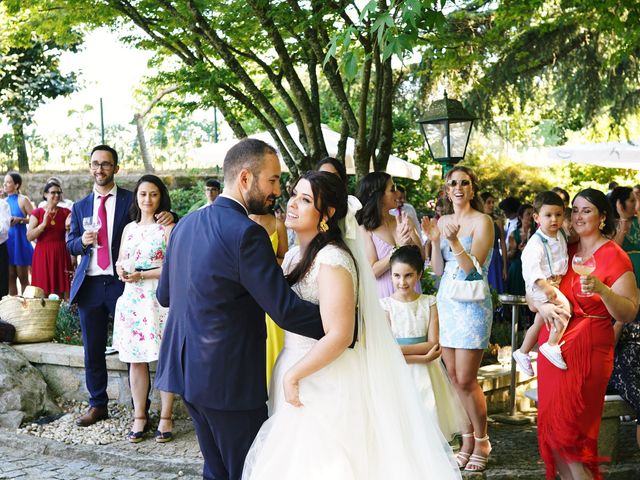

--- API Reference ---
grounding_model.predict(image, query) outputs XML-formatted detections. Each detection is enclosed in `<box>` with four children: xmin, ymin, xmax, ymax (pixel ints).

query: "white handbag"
<box><xmin>449</xmin><ymin>254</ymin><xmax>488</xmax><ymax>302</ymax></box>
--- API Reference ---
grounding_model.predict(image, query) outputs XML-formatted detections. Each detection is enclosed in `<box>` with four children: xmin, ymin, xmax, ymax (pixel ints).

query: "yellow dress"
<box><xmin>266</xmin><ymin>230</ymin><xmax>285</xmax><ymax>388</ymax></box>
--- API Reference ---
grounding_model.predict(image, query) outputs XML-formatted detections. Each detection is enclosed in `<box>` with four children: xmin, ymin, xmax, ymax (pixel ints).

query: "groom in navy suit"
<box><xmin>155</xmin><ymin>139</ymin><xmax>324</xmax><ymax>480</ymax></box>
<box><xmin>68</xmin><ymin>145</ymin><xmax>174</xmax><ymax>427</ymax></box>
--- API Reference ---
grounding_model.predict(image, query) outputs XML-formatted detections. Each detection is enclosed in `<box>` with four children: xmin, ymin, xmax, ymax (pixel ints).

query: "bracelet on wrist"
<box><xmin>452</xmin><ymin>248</ymin><xmax>466</xmax><ymax>256</ymax></box>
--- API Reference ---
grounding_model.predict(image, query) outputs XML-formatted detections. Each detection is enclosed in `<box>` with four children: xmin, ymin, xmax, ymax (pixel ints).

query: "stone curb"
<box><xmin>0</xmin><ymin>428</ymin><xmax>203</xmax><ymax>477</ymax></box>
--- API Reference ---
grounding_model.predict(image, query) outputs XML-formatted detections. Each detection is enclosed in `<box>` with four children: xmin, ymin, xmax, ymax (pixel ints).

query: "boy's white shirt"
<box><xmin>521</xmin><ymin>229</ymin><xmax>569</xmax><ymax>294</ymax></box>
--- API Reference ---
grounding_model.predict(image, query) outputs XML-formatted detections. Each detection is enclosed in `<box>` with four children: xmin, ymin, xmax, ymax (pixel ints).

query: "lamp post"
<box><xmin>418</xmin><ymin>91</ymin><xmax>475</xmax><ymax>177</ymax></box>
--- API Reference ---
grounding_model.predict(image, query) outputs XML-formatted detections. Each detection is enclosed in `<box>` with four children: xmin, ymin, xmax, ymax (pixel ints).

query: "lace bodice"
<box><xmin>280</xmin><ymin>245</ymin><xmax>357</xmax><ymax>352</ymax></box>
<box><xmin>283</xmin><ymin>244</ymin><xmax>357</xmax><ymax>304</ymax></box>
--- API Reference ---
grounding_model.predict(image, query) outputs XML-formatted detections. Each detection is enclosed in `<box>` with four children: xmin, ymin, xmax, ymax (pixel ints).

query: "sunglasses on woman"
<box><xmin>446</xmin><ymin>179</ymin><xmax>471</xmax><ymax>188</ymax></box>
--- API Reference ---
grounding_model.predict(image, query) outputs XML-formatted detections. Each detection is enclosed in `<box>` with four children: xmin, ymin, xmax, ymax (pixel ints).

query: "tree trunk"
<box><xmin>12</xmin><ymin>122</ymin><xmax>29</xmax><ymax>173</ymax></box>
<box><xmin>132</xmin><ymin>86</ymin><xmax>179</xmax><ymax>172</ymax></box>
<box><xmin>134</xmin><ymin>113</ymin><xmax>155</xmax><ymax>173</ymax></box>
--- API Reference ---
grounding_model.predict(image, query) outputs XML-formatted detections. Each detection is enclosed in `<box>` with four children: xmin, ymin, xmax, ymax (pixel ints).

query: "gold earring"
<box><xmin>599</xmin><ymin>219</ymin><xmax>605</xmax><ymax>230</ymax></box>
<box><xmin>319</xmin><ymin>220</ymin><xmax>328</xmax><ymax>233</ymax></box>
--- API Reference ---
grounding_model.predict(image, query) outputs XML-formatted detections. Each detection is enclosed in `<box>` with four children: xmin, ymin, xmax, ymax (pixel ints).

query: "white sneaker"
<box><xmin>539</xmin><ymin>342</ymin><xmax>568</xmax><ymax>370</ymax></box>
<box><xmin>512</xmin><ymin>349</ymin><xmax>534</xmax><ymax>376</ymax></box>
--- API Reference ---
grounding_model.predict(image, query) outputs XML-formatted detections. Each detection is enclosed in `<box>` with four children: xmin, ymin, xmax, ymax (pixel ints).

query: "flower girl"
<box><xmin>380</xmin><ymin>246</ymin><xmax>468</xmax><ymax>440</ymax></box>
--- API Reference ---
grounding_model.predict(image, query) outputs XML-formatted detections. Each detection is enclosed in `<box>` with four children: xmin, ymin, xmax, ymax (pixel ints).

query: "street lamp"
<box><xmin>418</xmin><ymin>91</ymin><xmax>475</xmax><ymax>177</ymax></box>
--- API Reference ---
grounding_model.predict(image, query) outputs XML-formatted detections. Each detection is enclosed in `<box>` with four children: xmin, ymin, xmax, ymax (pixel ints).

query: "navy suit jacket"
<box><xmin>67</xmin><ymin>188</ymin><xmax>133</xmax><ymax>304</ymax></box>
<box><xmin>154</xmin><ymin>196</ymin><xmax>324</xmax><ymax>411</ymax></box>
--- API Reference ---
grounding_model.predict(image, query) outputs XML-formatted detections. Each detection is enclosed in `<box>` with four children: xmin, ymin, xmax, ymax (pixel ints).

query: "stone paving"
<box><xmin>1</xmin><ymin>414</ymin><xmax>639</xmax><ymax>479</ymax></box>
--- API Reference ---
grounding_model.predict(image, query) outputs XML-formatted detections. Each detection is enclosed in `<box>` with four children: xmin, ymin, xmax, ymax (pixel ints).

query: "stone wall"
<box><xmin>12</xmin><ymin>173</ymin><xmax>220</xmax><ymax>204</ymax></box>
<box><xmin>13</xmin><ymin>343</ymin><xmax>189</xmax><ymax>417</ymax></box>
<box><xmin>13</xmin><ymin>342</ymin><xmax>537</xmax><ymax>418</ymax></box>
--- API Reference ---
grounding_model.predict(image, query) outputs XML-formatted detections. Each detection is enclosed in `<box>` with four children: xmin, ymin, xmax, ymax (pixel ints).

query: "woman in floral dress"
<box><xmin>113</xmin><ymin>175</ymin><xmax>175</xmax><ymax>444</ymax></box>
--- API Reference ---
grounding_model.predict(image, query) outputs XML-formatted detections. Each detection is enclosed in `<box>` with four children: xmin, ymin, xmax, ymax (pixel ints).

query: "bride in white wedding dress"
<box><xmin>243</xmin><ymin>171</ymin><xmax>461</xmax><ymax>480</ymax></box>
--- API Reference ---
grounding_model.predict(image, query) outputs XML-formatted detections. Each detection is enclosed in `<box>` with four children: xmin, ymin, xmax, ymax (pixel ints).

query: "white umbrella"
<box><xmin>189</xmin><ymin>123</ymin><xmax>422</xmax><ymax>180</ymax></box>
<box><xmin>517</xmin><ymin>141</ymin><xmax>640</xmax><ymax>170</ymax></box>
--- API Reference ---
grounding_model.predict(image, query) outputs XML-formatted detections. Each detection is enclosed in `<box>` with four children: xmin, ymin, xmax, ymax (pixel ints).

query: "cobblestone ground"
<box><xmin>0</xmin><ymin>444</ymin><xmax>199</xmax><ymax>480</ymax></box>
<box><xmin>1</xmin><ymin>416</ymin><xmax>639</xmax><ymax>479</ymax></box>
<box><xmin>478</xmin><ymin>420</ymin><xmax>640</xmax><ymax>479</ymax></box>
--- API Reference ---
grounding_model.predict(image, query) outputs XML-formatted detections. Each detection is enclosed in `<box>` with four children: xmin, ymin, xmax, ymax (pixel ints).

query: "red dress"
<box><xmin>31</xmin><ymin>207</ymin><xmax>72</xmax><ymax>295</ymax></box>
<box><xmin>537</xmin><ymin>240</ymin><xmax>632</xmax><ymax>479</ymax></box>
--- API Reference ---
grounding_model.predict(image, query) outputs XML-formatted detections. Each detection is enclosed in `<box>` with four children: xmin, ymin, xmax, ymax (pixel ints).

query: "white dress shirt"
<box><xmin>521</xmin><ymin>229</ymin><xmax>569</xmax><ymax>294</ymax></box>
<box><xmin>0</xmin><ymin>199</ymin><xmax>10</xmax><ymax>245</ymax></box>
<box><xmin>86</xmin><ymin>185</ymin><xmax>118</xmax><ymax>276</ymax></box>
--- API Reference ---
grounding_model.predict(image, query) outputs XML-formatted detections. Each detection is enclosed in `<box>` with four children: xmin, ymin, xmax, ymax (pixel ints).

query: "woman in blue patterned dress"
<box><xmin>423</xmin><ymin>166</ymin><xmax>494</xmax><ymax>473</ymax></box>
<box><xmin>3</xmin><ymin>172</ymin><xmax>33</xmax><ymax>295</ymax></box>
<box><xmin>112</xmin><ymin>175</ymin><xmax>175</xmax><ymax>444</ymax></box>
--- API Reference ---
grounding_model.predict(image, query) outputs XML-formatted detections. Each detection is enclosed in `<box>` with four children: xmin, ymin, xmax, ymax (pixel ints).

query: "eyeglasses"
<box><xmin>446</xmin><ymin>179</ymin><xmax>472</xmax><ymax>188</ymax></box>
<box><xmin>48</xmin><ymin>191</ymin><xmax>63</xmax><ymax>195</ymax></box>
<box><xmin>90</xmin><ymin>161</ymin><xmax>115</xmax><ymax>170</ymax></box>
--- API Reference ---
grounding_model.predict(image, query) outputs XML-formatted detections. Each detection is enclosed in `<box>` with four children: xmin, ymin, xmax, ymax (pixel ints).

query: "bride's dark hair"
<box><xmin>287</xmin><ymin>171</ymin><xmax>357</xmax><ymax>286</ymax></box>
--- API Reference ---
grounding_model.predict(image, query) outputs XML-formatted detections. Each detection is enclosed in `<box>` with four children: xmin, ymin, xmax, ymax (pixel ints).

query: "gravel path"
<box><xmin>2</xmin><ymin>401</ymin><xmax>639</xmax><ymax>479</ymax></box>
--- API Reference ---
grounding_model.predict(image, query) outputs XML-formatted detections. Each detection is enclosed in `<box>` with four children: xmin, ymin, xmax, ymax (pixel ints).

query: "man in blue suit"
<box><xmin>155</xmin><ymin>139</ymin><xmax>324</xmax><ymax>480</ymax></box>
<box><xmin>67</xmin><ymin>145</ymin><xmax>174</xmax><ymax>427</ymax></box>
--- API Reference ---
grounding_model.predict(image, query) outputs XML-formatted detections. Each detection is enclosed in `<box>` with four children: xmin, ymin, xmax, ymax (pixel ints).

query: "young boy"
<box><xmin>513</xmin><ymin>191</ymin><xmax>572</xmax><ymax>375</ymax></box>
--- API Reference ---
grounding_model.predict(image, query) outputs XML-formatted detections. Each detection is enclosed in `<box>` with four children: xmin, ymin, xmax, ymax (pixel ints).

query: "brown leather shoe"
<box><xmin>75</xmin><ymin>406</ymin><xmax>109</xmax><ymax>427</ymax></box>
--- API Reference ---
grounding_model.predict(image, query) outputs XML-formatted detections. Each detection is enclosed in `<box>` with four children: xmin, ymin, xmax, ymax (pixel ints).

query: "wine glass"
<box><xmin>572</xmin><ymin>255</ymin><xmax>596</xmax><ymax>297</ymax></box>
<box><xmin>82</xmin><ymin>216</ymin><xmax>102</xmax><ymax>250</ymax></box>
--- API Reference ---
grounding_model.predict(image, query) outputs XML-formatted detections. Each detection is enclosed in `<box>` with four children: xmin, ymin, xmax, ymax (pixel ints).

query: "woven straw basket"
<box><xmin>0</xmin><ymin>296</ymin><xmax>61</xmax><ymax>343</ymax></box>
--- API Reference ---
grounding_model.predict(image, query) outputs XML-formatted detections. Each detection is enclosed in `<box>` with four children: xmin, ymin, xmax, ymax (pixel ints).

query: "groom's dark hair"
<box><xmin>287</xmin><ymin>171</ymin><xmax>357</xmax><ymax>287</ymax></box>
<box><xmin>223</xmin><ymin>138</ymin><xmax>277</xmax><ymax>184</ymax></box>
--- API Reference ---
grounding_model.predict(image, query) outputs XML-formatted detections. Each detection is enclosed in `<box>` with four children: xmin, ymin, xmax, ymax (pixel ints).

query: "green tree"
<box><xmin>7</xmin><ymin>0</ymin><xmax>445</xmax><ymax>176</ymax></box>
<box><xmin>425</xmin><ymin>1</ymin><xmax>640</xmax><ymax>141</ymax></box>
<box><xmin>0</xmin><ymin>31</ymin><xmax>77</xmax><ymax>171</ymax></box>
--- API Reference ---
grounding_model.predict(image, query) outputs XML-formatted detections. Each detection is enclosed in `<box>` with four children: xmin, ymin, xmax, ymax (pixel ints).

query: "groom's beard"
<box><xmin>246</xmin><ymin>182</ymin><xmax>276</xmax><ymax>215</ymax></box>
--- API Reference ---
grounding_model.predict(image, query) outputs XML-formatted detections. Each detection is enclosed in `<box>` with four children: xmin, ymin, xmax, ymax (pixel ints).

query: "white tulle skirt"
<box><xmin>242</xmin><ymin>332</ymin><xmax>461</xmax><ymax>480</ymax></box>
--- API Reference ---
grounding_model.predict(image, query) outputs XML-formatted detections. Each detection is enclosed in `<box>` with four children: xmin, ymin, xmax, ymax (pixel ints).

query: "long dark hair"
<box><xmin>516</xmin><ymin>203</ymin><xmax>533</xmax><ymax>231</ymax></box>
<box><xmin>355</xmin><ymin>171</ymin><xmax>391</xmax><ymax>230</ymax></box>
<box><xmin>129</xmin><ymin>174</ymin><xmax>171</xmax><ymax>222</ymax></box>
<box><xmin>287</xmin><ymin>171</ymin><xmax>357</xmax><ymax>286</ymax></box>
<box><xmin>608</xmin><ymin>186</ymin><xmax>633</xmax><ymax>219</ymax></box>
<box><xmin>574</xmin><ymin>188</ymin><xmax>616</xmax><ymax>237</ymax></box>
<box><xmin>315</xmin><ymin>156</ymin><xmax>348</xmax><ymax>186</ymax></box>
<box><xmin>442</xmin><ymin>166</ymin><xmax>484</xmax><ymax>214</ymax></box>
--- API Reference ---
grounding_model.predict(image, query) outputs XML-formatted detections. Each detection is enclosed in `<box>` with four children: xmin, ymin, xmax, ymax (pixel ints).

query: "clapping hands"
<box><xmin>441</xmin><ymin>221</ymin><xmax>460</xmax><ymax>242</ymax></box>
<box><xmin>395</xmin><ymin>211</ymin><xmax>413</xmax><ymax>246</ymax></box>
<box><xmin>421</xmin><ymin>217</ymin><xmax>460</xmax><ymax>243</ymax></box>
<box><xmin>421</xmin><ymin>217</ymin><xmax>440</xmax><ymax>242</ymax></box>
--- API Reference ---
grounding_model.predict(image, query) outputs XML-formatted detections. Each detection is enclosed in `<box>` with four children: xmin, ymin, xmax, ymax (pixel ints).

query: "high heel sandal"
<box><xmin>127</xmin><ymin>416</ymin><xmax>149</xmax><ymax>444</ymax></box>
<box><xmin>456</xmin><ymin>432</ymin><xmax>474</xmax><ymax>469</ymax></box>
<box><xmin>155</xmin><ymin>416</ymin><xmax>173</xmax><ymax>443</ymax></box>
<box><xmin>465</xmin><ymin>434</ymin><xmax>492</xmax><ymax>472</ymax></box>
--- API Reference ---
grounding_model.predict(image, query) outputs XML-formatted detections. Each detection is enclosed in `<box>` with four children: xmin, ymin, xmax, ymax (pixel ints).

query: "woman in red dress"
<box><xmin>27</xmin><ymin>181</ymin><xmax>73</xmax><ymax>298</ymax></box>
<box><xmin>535</xmin><ymin>188</ymin><xmax>638</xmax><ymax>479</ymax></box>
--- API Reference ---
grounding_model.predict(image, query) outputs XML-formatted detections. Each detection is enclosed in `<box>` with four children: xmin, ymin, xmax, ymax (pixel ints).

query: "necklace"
<box><xmin>48</xmin><ymin>209</ymin><xmax>57</xmax><ymax>226</ymax></box>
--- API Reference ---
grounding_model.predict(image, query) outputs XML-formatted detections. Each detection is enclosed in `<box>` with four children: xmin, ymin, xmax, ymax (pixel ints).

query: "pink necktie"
<box><xmin>97</xmin><ymin>194</ymin><xmax>111</xmax><ymax>269</ymax></box>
